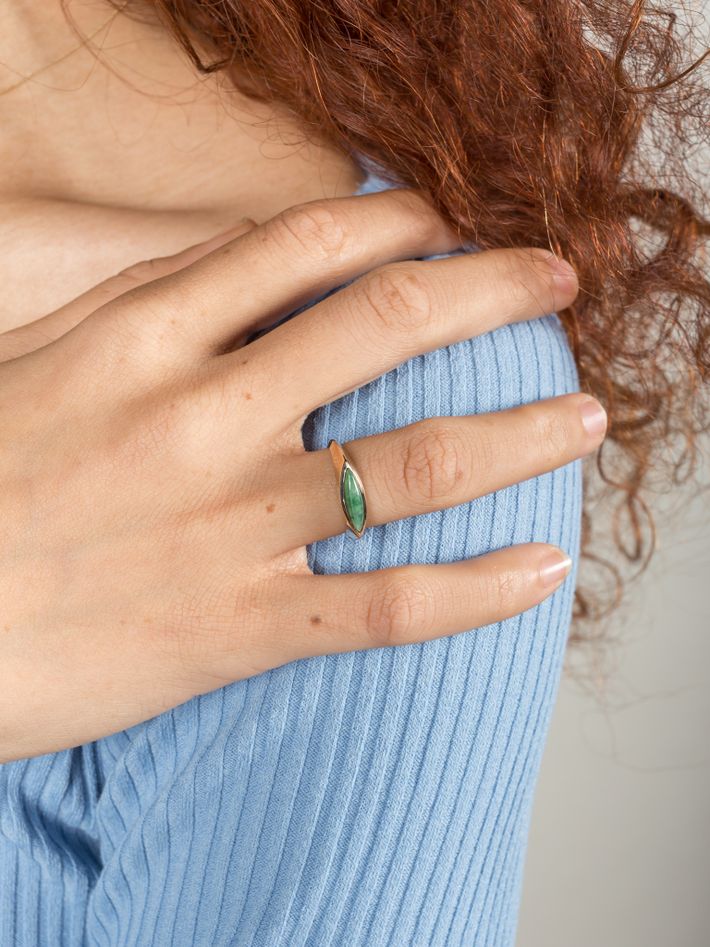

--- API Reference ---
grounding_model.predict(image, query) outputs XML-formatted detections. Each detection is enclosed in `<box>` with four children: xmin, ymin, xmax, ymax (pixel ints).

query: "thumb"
<box><xmin>0</xmin><ymin>218</ymin><xmax>257</xmax><ymax>362</ymax></box>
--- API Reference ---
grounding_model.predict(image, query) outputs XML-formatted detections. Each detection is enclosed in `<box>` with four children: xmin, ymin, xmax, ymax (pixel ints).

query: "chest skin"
<box><xmin>0</xmin><ymin>153</ymin><xmax>361</xmax><ymax>334</ymax></box>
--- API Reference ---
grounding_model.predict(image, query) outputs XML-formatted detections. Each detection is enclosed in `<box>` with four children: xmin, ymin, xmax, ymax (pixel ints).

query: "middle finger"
<box><xmin>231</xmin><ymin>245</ymin><xmax>579</xmax><ymax>431</ymax></box>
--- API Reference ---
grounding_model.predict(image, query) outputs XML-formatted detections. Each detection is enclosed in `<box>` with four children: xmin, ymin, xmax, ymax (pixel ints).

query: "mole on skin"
<box><xmin>310</xmin><ymin>615</ymin><xmax>322</xmax><ymax>626</ymax></box>
<box><xmin>266</xmin><ymin>503</ymin><xmax>275</xmax><ymax>513</ymax></box>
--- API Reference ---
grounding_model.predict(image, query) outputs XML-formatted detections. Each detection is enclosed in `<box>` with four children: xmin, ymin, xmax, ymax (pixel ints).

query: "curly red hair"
<box><xmin>119</xmin><ymin>0</ymin><xmax>709</xmax><ymax>650</ymax></box>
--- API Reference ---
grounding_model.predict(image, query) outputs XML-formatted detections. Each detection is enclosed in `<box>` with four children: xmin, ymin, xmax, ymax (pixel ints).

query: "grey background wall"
<box><xmin>517</xmin><ymin>466</ymin><xmax>709</xmax><ymax>946</ymax></box>
<box><xmin>517</xmin><ymin>8</ymin><xmax>709</xmax><ymax>939</ymax></box>
<box><xmin>516</xmin><ymin>328</ymin><xmax>710</xmax><ymax>944</ymax></box>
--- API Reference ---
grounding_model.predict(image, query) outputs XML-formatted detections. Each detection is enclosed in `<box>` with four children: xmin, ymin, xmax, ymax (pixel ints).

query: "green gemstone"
<box><xmin>342</xmin><ymin>465</ymin><xmax>366</xmax><ymax>535</ymax></box>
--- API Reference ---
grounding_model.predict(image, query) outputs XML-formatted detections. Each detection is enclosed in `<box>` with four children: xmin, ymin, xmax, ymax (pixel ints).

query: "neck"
<box><xmin>0</xmin><ymin>1</ymin><xmax>362</xmax><ymax>218</ymax></box>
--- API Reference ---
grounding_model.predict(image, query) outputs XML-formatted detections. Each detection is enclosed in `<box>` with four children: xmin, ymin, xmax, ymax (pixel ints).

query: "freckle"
<box><xmin>3</xmin><ymin>624</ymin><xmax>9</xmax><ymax>632</ymax></box>
<box><xmin>310</xmin><ymin>615</ymin><xmax>322</xmax><ymax>626</ymax></box>
<box><xmin>266</xmin><ymin>503</ymin><xmax>275</xmax><ymax>513</ymax></box>
<box><xmin>144</xmin><ymin>617</ymin><xmax>153</xmax><ymax>624</ymax></box>
<box><xmin>244</xmin><ymin>391</ymin><xmax>253</xmax><ymax>400</ymax></box>
<box><xmin>240</xmin><ymin>358</ymin><xmax>249</xmax><ymax>366</ymax></box>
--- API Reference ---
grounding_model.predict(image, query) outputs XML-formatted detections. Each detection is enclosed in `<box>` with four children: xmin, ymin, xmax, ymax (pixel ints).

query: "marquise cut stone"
<box><xmin>342</xmin><ymin>465</ymin><xmax>366</xmax><ymax>534</ymax></box>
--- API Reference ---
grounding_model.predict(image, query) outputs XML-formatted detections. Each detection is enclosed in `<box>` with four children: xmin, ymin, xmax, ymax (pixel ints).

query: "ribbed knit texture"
<box><xmin>0</xmin><ymin>170</ymin><xmax>582</xmax><ymax>946</ymax></box>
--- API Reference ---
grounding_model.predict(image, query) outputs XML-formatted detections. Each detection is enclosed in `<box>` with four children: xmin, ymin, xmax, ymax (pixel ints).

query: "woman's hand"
<box><xmin>0</xmin><ymin>189</ymin><xmax>605</xmax><ymax>762</ymax></box>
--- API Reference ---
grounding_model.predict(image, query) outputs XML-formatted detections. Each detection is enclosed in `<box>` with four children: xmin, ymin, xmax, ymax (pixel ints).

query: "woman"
<box><xmin>0</xmin><ymin>1</ymin><xmax>706</xmax><ymax>944</ymax></box>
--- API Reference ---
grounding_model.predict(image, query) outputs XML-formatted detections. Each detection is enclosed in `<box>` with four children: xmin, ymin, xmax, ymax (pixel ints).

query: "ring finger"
<box><xmin>258</xmin><ymin>392</ymin><xmax>606</xmax><ymax>554</ymax></box>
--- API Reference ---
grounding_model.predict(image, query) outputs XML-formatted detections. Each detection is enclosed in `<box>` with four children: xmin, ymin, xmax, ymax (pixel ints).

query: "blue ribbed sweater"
<box><xmin>0</xmin><ymin>169</ymin><xmax>582</xmax><ymax>946</ymax></box>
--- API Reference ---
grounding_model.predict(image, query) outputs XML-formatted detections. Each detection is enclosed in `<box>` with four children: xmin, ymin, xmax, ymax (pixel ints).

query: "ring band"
<box><xmin>327</xmin><ymin>439</ymin><xmax>368</xmax><ymax>538</ymax></box>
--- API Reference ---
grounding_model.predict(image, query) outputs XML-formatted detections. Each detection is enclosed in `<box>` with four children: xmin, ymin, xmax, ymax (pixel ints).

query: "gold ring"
<box><xmin>327</xmin><ymin>439</ymin><xmax>368</xmax><ymax>538</ymax></box>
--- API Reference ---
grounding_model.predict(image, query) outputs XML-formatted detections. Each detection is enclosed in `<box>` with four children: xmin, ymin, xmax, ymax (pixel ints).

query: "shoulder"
<box><xmin>302</xmin><ymin>305</ymin><xmax>582</xmax><ymax>573</ymax></box>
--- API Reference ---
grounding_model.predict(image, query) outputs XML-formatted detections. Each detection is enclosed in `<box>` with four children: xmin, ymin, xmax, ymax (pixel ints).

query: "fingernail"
<box><xmin>546</xmin><ymin>254</ymin><xmax>578</xmax><ymax>286</ymax></box>
<box><xmin>539</xmin><ymin>549</ymin><xmax>573</xmax><ymax>588</ymax></box>
<box><xmin>579</xmin><ymin>397</ymin><xmax>607</xmax><ymax>437</ymax></box>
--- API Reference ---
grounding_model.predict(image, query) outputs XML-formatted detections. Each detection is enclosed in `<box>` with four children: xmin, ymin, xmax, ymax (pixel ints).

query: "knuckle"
<box><xmin>103</xmin><ymin>286</ymin><xmax>180</xmax><ymax>360</ymax></box>
<box><xmin>124</xmin><ymin>269</ymin><xmax>211</xmax><ymax>358</ymax></box>
<box><xmin>397</xmin><ymin>423</ymin><xmax>466</xmax><ymax>504</ymax></box>
<box><xmin>269</xmin><ymin>202</ymin><xmax>350</xmax><ymax>263</ymax></box>
<box><xmin>490</xmin><ymin>566</ymin><xmax>524</xmax><ymax>616</ymax></box>
<box><xmin>358</xmin><ymin>264</ymin><xmax>433</xmax><ymax>335</ymax></box>
<box><xmin>527</xmin><ymin>405</ymin><xmax>572</xmax><ymax>463</ymax></box>
<box><xmin>365</xmin><ymin>571</ymin><xmax>433</xmax><ymax>647</ymax></box>
<box><xmin>161</xmin><ymin>580</ymin><xmax>259</xmax><ymax>677</ymax></box>
<box><xmin>89</xmin><ymin>290</ymin><xmax>153</xmax><ymax>351</ymax></box>
<box><xmin>492</xmin><ymin>248</ymin><xmax>557</xmax><ymax>317</ymax></box>
<box><xmin>147</xmin><ymin>268</ymin><xmax>201</xmax><ymax>315</ymax></box>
